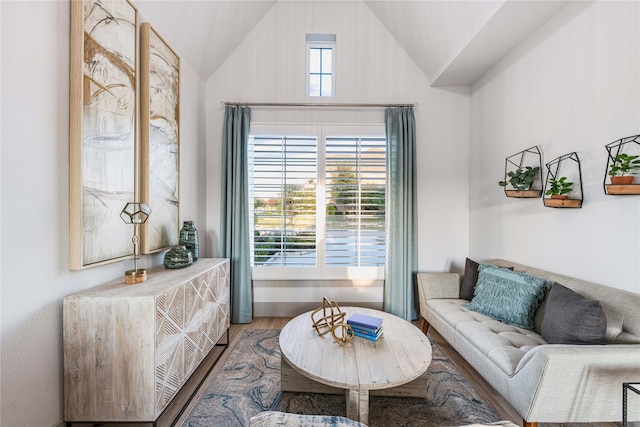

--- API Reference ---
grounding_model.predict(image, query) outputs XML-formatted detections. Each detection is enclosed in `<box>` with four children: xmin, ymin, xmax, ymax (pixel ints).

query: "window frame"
<box><xmin>306</xmin><ymin>34</ymin><xmax>336</xmax><ymax>97</ymax></box>
<box><xmin>249</xmin><ymin>123</ymin><xmax>385</xmax><ymax>282</ymax></box>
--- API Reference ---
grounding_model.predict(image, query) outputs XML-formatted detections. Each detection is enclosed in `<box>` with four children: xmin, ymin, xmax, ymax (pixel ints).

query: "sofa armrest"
<box><xmin>416</xmin><ymin>273</ymin><xmax>461</xmax><ymax>301</ymax></box>
<box><xmin>509</xmin><ymin>344</ymin><xmax>640</xmax><ymax>422</ymax></box>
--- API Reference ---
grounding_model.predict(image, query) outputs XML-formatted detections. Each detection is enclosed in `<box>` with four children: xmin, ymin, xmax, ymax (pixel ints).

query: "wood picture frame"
<box><xmin>70</xmin><ymin>0</ymin><xmax>139</xmax><ymax>270</ymax></box>
<box><xmin>140</xmin><ymin>23</ymin><xmax>180</xmax><ymax>254</ymax></box>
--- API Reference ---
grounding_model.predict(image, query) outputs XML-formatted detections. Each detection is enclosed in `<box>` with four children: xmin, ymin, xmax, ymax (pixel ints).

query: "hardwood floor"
<box><xmin>176</xmin><ymin>317</ymin><xmax>618</xmax><ymax>427</ymax></box>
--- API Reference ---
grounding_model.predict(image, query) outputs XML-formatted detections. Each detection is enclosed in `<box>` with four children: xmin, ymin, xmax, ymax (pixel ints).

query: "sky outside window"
<box><xmin>309</xmin><ymin>47</ymin><xmax>333</xmax><ymax>96</ymax></box>
<box><xmin>307</xmin><ymin>34</ymin><xmax>335</xmax><ymax>97</ymax></box>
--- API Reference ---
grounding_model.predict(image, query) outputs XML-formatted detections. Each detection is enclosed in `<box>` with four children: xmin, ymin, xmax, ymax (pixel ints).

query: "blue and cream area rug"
<box><xmin>183</xmin><ymin>329</ymin><xmax>501</xmax><ymax>427</ymax></box>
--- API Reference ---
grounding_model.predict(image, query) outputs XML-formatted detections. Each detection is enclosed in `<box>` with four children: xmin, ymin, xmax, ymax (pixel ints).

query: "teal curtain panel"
<box><xmin>220</xmin><ymin>106</ymin><xmax>253</xmax><ymax>323</ymax></box>
<box><xmin>384</xmin><ymin>107</ymin><xmax>418</xmax><ymax>321</ymax></box>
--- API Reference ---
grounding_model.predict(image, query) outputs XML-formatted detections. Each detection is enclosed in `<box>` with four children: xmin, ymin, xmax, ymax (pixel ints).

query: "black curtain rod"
<box><xmin>222</xmin><ymin>101</ymin><xmax>416</xmax><ymax>108</ymax></box>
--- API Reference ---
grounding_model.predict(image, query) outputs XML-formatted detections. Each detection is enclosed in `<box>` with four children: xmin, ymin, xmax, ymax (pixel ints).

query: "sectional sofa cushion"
<box><xmin>463</xmin><ymin>264</ymin><xmax>549</xmax><ymax>330</ymax></box>
<box><xmin>427</xmin><ymin>299</ymin><xmax>546</xmax><ymax>374</ymax></box>
<box><xmin>541</xmin><ymin>282</ymin><xmax>607</xmax><ymax>344</ymax></box>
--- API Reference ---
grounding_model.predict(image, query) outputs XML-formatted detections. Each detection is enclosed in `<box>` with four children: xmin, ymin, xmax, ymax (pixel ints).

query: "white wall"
<box><xmin>364</xmin><ymin>0</ymin><xmax>503</xmax><ymax>81</ymax></box>
<box><xmin>470</xmin><ymin>1</ymin><xmax>640</xmax><ymax>294</ymax></box>
<box><xmin>205</xmin><ymin>0</ymin><xmax>471</xmax><ymax>315</ymax></box>
<box><xmin>0</xmin><ymin>1</ymin><xmax>207</xmax><ymax>426</ymax></box>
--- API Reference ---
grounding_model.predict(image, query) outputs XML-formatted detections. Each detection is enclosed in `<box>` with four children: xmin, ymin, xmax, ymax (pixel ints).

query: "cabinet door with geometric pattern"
<box><xmin>154</xmin><ymin>260</ymin><xmax>230</xmax><ymax>415</ymax></box>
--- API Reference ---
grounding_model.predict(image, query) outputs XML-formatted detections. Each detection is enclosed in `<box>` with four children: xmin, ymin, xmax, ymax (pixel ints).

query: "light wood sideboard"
<box><xmin>63</xmin><ymin>258</ymin><xmax>230</xmax><ymax>425</ymax></box>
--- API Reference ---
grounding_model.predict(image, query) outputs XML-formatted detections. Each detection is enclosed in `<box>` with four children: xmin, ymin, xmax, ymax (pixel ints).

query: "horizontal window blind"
<box><xmin>249</xmin><ymin>136</ymin><xmax>317</xmax><ymax>267</ymax></box>
<box><xmin>325</xmin><ymin>136</ymin><xmax>386</xmax><ymax>266</ymax></box>
<box><xmin>248</xmin><ymin>126</ymin><xmax>386</xmax><ymax>272</ymax></box>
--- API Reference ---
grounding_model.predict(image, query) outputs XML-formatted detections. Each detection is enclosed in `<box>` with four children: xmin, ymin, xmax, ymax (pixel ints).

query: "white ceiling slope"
<box><xmin>364</xmin><ymin>0</ymin><xmax>504</xmax><ymax>84</ymax></box>
<box><xmin>135</xmin><ymin>0</ymin><xmax>568</xmax><ymax>85</ymax></box>
<box><xmin>365</xmin><ymin>0</ymin><xmax>568</xmax><ymax>86</ymax></box>
<box><xmin>135</xmin><ymin>0</ymin><xmax>277</xmax><ymax>80</ymax></box>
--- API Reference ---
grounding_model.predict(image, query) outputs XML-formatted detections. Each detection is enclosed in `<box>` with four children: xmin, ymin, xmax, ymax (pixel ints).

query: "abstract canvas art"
<box><xmin>70</xmin><ymin>0</ymin><xmax>139</xmax><ymax>269</ymax></box>
<box><xmin>140</xmin><ymin>23</ymin><xmax>180</xmax><ymax>254</ymax></box>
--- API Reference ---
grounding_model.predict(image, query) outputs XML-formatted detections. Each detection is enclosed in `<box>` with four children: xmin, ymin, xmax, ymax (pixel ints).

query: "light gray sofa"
<box><xmin>417</xmin><ymin>259</ymin><xmax>640</xmax><ymax>427</ymax></box>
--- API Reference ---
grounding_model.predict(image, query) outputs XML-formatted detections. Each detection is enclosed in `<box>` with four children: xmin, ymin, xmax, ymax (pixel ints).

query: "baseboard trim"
<box><xmin>254</xmin><ymin>301</ymin><xmax>383</xmax><ymax>317</ymax></box>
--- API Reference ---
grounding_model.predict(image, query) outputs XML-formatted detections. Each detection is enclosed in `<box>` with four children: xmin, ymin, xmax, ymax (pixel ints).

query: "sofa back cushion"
<box><xmin>491</xmin><ymin>259</ymin><xmax>640</xmax><ymax>344</ymax></box>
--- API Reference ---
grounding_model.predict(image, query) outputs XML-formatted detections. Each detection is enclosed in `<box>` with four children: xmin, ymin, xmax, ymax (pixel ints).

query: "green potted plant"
<box><xmin>498</xmin><ymin>166</ymin><xmax>540</xmax><ymax>196</ymax></box>
<box><xmin>608</xmin><ymin>153</ymin><xmax>640</xmax><ymax>184</ymax></box>
<box><xmin>545</xmin><ymin>176</ymin><xmax>573</xmax><ymax>199</ymax></box>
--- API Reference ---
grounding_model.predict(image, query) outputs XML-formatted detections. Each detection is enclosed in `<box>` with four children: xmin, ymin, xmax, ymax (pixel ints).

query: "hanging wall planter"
<box><xmin>544</xmin><ymin>198</ymin><xmax>582</xmax><ymax>208</ymax></box>
<box><xmin>604</xmin><ymin>134</ymin><xmax>640</xmax><ymax>195</ymax></box>
<box><xmin>498</xmin><ymin>146</ymin><xmax>543</xmax><ymax>198</ymax></box>
<box><xmin>543</xmin><ymin>152</ymin><xmax>583</xmax><ymax>208</ymax></box>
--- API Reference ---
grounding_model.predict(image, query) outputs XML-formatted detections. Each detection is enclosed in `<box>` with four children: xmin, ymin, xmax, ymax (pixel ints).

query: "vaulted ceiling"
<box><xmin>135</xmin><ymin>0</ymin><xmax>568</xmax><ymax>86</ymax></box>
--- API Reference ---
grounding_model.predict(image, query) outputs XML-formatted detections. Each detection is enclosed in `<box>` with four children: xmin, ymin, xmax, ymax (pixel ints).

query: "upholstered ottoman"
<box><xmin>249</xmin><ymin>411</ymin><xmax>368</xmax><ymax>427</ymax></box>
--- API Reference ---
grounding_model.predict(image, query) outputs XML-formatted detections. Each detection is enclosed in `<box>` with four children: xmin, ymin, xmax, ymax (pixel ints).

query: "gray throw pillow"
<box><xmin>459</xmin><ymin>258</ymin><xmax>480</xmax><ymax>300</ymax></box>
<box><xmin>541</xmin><ymin>282</ymin><xmax>607</xmax><ymax>345</ymax></box>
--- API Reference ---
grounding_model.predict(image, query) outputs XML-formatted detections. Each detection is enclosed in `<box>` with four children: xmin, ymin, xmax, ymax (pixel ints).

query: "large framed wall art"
<box><xmin>69</xmin><ymin>0</ymin><xmax>139</xmax><ymax>270</ymax></box>
<box><xmin>140</xmin><ymin>23</ymin><xmax>180</xmax><ymax>254</ymax></box>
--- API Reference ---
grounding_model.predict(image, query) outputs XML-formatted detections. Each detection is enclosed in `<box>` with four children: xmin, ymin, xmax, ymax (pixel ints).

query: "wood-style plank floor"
<box><xmin>176</xmin><ymin>317</ymin><xmax>618</xmax><ymax>427</ymax></box>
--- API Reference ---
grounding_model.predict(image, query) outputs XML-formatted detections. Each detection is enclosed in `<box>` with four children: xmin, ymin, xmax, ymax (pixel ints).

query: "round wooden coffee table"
<box><xmin>279</xmin><ymin>307</ymin><xmax>432</xmax><ymax>425</ymax></box>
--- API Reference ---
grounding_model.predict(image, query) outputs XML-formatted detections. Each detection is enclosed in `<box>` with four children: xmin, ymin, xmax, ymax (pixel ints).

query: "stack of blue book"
<box><xmin>347</xmin><ymin>313</ymin><xmax>384</xmax><ymax>341</ymax></box>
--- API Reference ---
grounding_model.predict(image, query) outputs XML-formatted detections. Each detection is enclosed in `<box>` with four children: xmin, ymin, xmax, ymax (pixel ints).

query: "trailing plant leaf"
<box><xmin>498</xmin><ymin>166</ymin><xmax>540</xmax><ymax>191</ymax></box>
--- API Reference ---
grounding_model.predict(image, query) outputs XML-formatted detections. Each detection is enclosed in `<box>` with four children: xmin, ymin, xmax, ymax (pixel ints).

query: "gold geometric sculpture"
<box><xmin>311</xmin><ymin>297</ymin><xmax>353</xmax><ymax>346</ymax></box>
<box><xmin>330</xmin><ymin>323</ymin><xmax>354</xmax><ymax>346</ymax></box>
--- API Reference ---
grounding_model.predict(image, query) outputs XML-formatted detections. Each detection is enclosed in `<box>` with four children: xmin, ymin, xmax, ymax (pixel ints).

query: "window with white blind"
<box><xmin>325</xmin><ymin>136</ymin><xmax>385</xmax><ymax>267</ymax></box>
<box><xmin>248</xmin><ymin>124</ymin><xmax>386</xmax><ymax>279</ymax></box>
<box><xmin>249</xmin><ymin>134</ymin><xmax>318</xmax><ymax>267</ymax></box>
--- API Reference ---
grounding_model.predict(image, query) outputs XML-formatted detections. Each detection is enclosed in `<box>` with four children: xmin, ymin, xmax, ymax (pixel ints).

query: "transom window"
<box><xmin>306</xmin><ymin>34</ymin><xmax>335</xmax><ymax>97</ymax></box>
<box><xmin>248</xmin><ymin>124</ymin><xmax>386</xmax><ymax>278</ymax></box>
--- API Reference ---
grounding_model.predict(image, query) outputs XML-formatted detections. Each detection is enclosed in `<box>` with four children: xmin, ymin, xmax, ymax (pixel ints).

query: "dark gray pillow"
<box><xmin>541</xmin><ymin>282</ymin><xmax>607</xmax><ymax>345</ymax></box>
<box><xmin>459</xmin><ymin>258</ymin><xmax>479</xmax><ymax>300</ymax></box>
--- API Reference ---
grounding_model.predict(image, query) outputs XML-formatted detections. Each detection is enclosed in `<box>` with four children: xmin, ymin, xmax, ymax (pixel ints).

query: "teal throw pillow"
<box><xmin>463</xmin><ymin>264</ymin><xmax>550</xmax><ymax>330</ymax></box>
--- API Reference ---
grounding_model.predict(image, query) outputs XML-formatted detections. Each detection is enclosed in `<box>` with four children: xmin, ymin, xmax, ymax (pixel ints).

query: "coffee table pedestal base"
<box><xmin>347</xmin><ymin>389</ymin><xmax>369</xmax><ymax>426</ymax></box>
<box><xmin>281</xmin><ymin>358</ymin><xmax>428</xmax><ymax>425</ymax></box>
<box><xmin>281</xmin><ymin>358</ymin><xmax>428</xmax><ymax>398</ymax></box>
